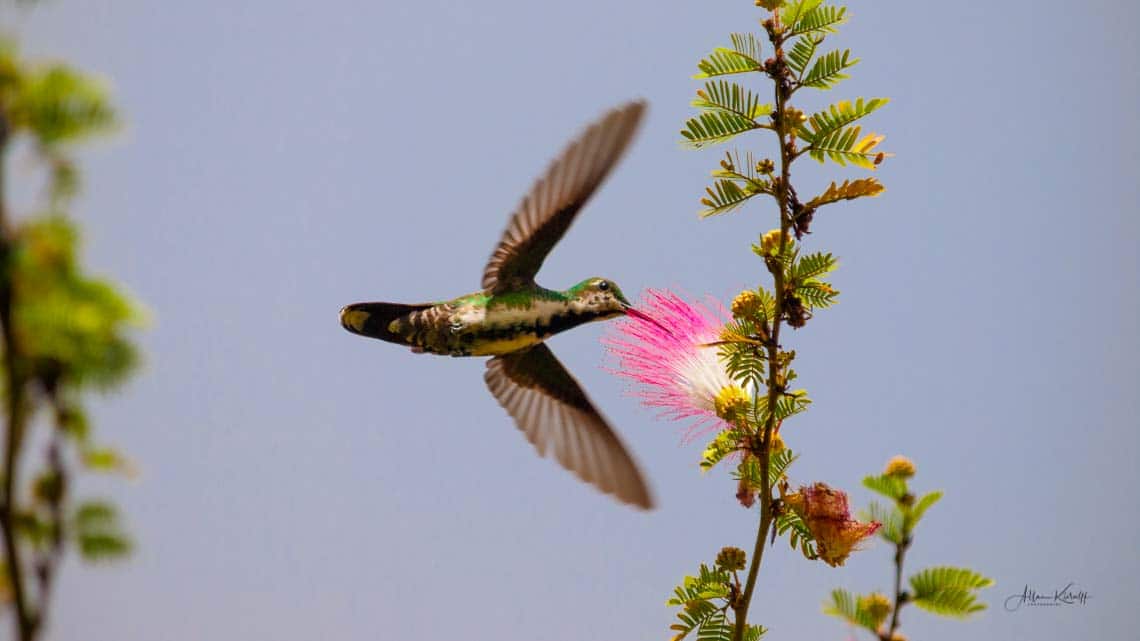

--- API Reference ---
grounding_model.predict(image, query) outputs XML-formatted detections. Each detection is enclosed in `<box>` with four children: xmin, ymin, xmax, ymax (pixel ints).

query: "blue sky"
<box><xmin>3</xmin><ymin>1</ymin><xmax>1137</xmax><ymax>639</ymax></box>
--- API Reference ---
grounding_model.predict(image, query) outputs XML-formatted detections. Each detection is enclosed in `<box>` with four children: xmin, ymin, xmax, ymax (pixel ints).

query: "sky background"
<box><xmin>2</xmin><ymin>1</ymin><xmax>1138</xmax><ymax>639</ymax></box>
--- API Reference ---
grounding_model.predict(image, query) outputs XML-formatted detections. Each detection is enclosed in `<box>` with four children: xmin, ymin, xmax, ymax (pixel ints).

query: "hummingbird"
<box><xmin>340</xmin><ymin>101</ymin><xmax>654</xmax><ymax>509</ymax></box>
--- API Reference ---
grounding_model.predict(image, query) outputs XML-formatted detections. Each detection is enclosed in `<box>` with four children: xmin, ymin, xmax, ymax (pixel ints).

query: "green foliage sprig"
<box><xmin>824</xmin><ymin>457</ymin><xmax>994</xmax><ymax>640</ymax></box>
<box><xmin>0</xmin><ymin>37</ymin><xmax>144</xmax><ymax>641</ymax></box>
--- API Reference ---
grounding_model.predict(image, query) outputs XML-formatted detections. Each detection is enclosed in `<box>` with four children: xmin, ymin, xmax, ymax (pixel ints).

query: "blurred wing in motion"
<box><xmin>484</xmin><ymin>343</ymin><xmax>653</xmax><ymax>509</ymax></box>
<box><xmin>481</xmin><ymin>101</ymin><xmax>646</xmax><ymax>294</ymax></box>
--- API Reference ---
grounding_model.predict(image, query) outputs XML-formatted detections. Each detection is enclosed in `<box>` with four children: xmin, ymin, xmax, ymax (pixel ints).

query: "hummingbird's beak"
<box><xmin>622</xmin><ymin>303</ymin><xmax>669</xmax><ymax>333</ymax></box>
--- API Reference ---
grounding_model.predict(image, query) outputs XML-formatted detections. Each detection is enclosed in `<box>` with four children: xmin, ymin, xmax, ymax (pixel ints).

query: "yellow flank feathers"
<box><xmin>469</xmin><ymin>333</ymin><xmax>543</xmax><ymax>356</ymax></box>
<box><xmin>340</xmin><ymin>309</ymin><xmax>370</xmax><ymax>332</ymax></box>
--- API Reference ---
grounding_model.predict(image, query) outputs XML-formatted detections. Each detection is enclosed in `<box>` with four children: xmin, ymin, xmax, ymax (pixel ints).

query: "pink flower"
<box><xmin>604</xmin><ymin>289</ymin><xmax>734</xmax><ymax>439</ymax></box>
<box><xmin>783</xmin><ymin>482</ymin><xmax>881</xmax><ymax>567</ymax></box>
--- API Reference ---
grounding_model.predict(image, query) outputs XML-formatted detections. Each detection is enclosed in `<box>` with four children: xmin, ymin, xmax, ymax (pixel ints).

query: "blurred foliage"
<box><xmin>0</xmin><ymin>35</ymin><xmax>144</xmax><ymax>640</ymax></box>
<box><xmin>824</xmin><ymin>460</ymin><xmax>994</xmax><ymax>639</ymax></box>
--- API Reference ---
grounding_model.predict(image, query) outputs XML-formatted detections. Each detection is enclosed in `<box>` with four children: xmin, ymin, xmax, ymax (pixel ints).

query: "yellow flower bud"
<box><xmin>731</xmin><ymin>290</ymin><xmax>762</xmax><ymax>320</ymax></box>
<box><xmin>714</xmin><ymin>385</ymin><xmax>749</xmax><ymax>422</ymax></box>
<box><xmin>859</xmin><ymin>592</ymin><xmax>892</xmax><ymax>627</ymax></box>
<box><xmin>755</xmin><ymin>0</ymin><xmax>784</xmax><ymax>10</ymax></box>
<box><xmin>759</xmin><ymin>228</ymin><xmax>783</xmax><ymax>256</ymax></box>
<box><xmin>884</xmin><ymin>455</ymin><xmax>916</xmax><ymax>479</ymax></box>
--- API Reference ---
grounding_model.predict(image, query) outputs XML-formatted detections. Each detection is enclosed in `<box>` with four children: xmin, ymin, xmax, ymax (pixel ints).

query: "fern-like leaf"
<box><xmin>823</xmin><ymin>589</ymin><xmax>879</xmax><ymax>630</ymax></box>
<box><xmin>791</xmin><ymin>252</ymin><xmax>838</xmax><ymax>281</ymax></box>
<box><xmin>769</xmin><ymin>448</ymin><xmax>798</xmax><ymax>485</ymax></box>
<box><xmin>910</xmin><ymin>566</ymin><xmax>995</xmax><ymax>595</ymax></box>
<box><xmin>805</xmin><ymin>126</ymin><xmax>886</xmax><ymax>169</ymax></box>
<box><xmin>790</xmin><ymin>4</ymin><xmax>847</xmax><ymax>36</ymax></box>
<box><xmin>797</xmin><ymin>97</ymin><xmax>889</xmax><ymax>144</ymax></box>
<box><xmin>909</xmin><ymin>566</ymin><xmax>994</xmax><ymax>618</ymax></box>
<box><xmin>781</xmin><ymin>0</ymin><xmax>824</xmax><ymax>28</ymax></box>
<box><xmin>700</xmin><ymin>430</ymin><xmax>742</xmax><ymax>473</ymax></box>
<box><xmin>694</xmin><ymin>34</ymin><xmax>764</xmax><ymax>79</ymax></box>
<box><xmin>775</xmin><ymin>509</ymin><xmax>817</xmax><ymax>559</ymax></box>
<box><xmin>863</xmin><ymin>473</ymin><xmax>908</xmax><ymax>500</ymax></box>
<box><xmin>728</xmin><ymin>33</ymin><xmax>764</xmax><ymax>66</ymax></box>
<box><xmin>908</xmin><ymin>490</ymin><xmax>943</xmax><ymax>526</ymax></box>
<box><xmin>801</xmin><ymin>48</ymin><xmax>858</xmax><ymax>89</ymax></box>
<box><xmin>693</xmin><ymin>80</ymin><xmax>773</xmax><ymax>120</ymax></box>
<box><xmin>912</xmin><ymin>588</ymin><xmax>988</xmax><ymax>618</ymax></box>
<box><xmin>805</xmin><ymin>178</ymin><xmax>885</xmax><ymax>208</ymax></box>
<box><xmin>695</xmin><ymin>611</ymin><xmax>732</xmax><ymax>641</ymax></box>
<box><xmin>700</xmin><ymin>179</ymin><xmax>766</xmax><ymax>217</ymax></box>
<box><xmin>794</xmin><ymin>280</ymin><xmax>839</xmax><ymax>309</ymax></box>
<box><xmin>866</xmin><ymin>501</ymin><xmax>904</xmax><ymax>544</ymax></box>
<box><xmin>681</xmin><ymin>112</ymin><xmax>761</xmax><ymax>149</ymax></box>
<box><xmin>787</xmin><ymin>35</ymin><xmax>822</xmax><ymax>78</ymax></box>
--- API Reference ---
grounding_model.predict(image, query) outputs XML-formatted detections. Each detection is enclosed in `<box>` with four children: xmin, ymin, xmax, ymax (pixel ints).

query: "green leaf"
<box><xmin>865</xmin><ymin>501</ymin><xmax>903</xmax><ymax>544</ymax></box>
<box><xmin>910</xmin><ymin>566</ymin><xmax>995</xmax><ymax>595</ymax></box>
<box><xmin>681</xmin><ymin>112</ymin><xmax>762</xmax><ymax>148</ymax></box>
<box><xmin>694</xmin><ymin>34</ymin><xmax>764</xmax><ymax>78</ymax></box>
<box><xmin>768</xmin><ymin>448</ymin><xmax>798</xmax><ymax>485</ymax></box>
<box><xmin>801</xmin><ymin>48</ymin><xmax>858</xmax><ymax>89</ymax></box>
<box><xmin>699</xmin><ymin>179</ymin><xmax>766</xmax><ymax>218</ymax></box>
<box><xmin>11</xmin><ymin>64</ymin><xmax>117</xmax><ymax>145</ymax></box>
<box><xmin>696</xmin><ymin>611</ymin><xmax>732</xmax><ymax>641</ymax></box>
<box><xmin>791</xmin><ymin>252</ymin><xmax>838</xmax><ymax>281</ymax></box>
<box><xmin>73</xmin><ymin>499</ymin><xmax>131</xmax><ymax>562</ymax></box>
<box><xmin>78</xmin><ymin>533</ymin><xmax>131</xmax><ymax>561</ymax></box>
<box><xmin>805</xmin><ymin>125</ymin><xmax>885</xmax><ymax>169</ymax></box>
<box><xmin>797</xmin><ymin>97</ymin><xmax>889</xmax><ymax>144</ymax></box>
<box><xmin>728</xmin><ymin>33</ymin><xmax>765</xmax><ymax>66</ymax></box>
<box><xmin>700</xmin><ymin>430</ymin><xmax>741</xmax><ymax>472</ymax></box>
<box><xmin>822</xmin><ymin>588</ymin><xmax>878</xmax><ymax>630</ymax></box>
<box><xmin>781</xmin><ymin>0</ymin><xmax>824</xmax><ymax>28</ymax></box>
<box><xmin>775</xmin><ymin>508</ymin><xmax>817</xmax><ymax>559</ymax></box>
<box><xmin>790</xmin><ymin>4</ymin><xmax>847</xmax><ymax>36</ymax></box>
<box><xmin>909</xmin><ymin>566</ymin><xmax>994</xmax><ymax>618</ymax></box>
<box><xmin>912</xmin><ymin>588</ymin><xmax>987</xmax><ymax>618</ymax></box>
<box><xmin>863</xmin><ymin>473</ymin><xmax>908</xmax><ymax>500</ymax></box>
<box><xmin>908</xmin><ymin>490</ymin><xmax>943</xmax><ymax>525</ymax></box>
<box><xmin>787</xmin><ymin>35</ymin><xmax>822</xmax><ymax>78</ymax></box>
<box><xmin>693</xmin><ymin>80</ymin><xmax>773</xmax><ymax>121</ymax></box>
<box><xmin>793</xmin><ymin>280</ymin><xmax>838</xmax><ymax>309</ymax></box>
<box><xmin>718</xmin><ymin>328</ymin><xmax>767</xmax><ymax>390</ymax></box>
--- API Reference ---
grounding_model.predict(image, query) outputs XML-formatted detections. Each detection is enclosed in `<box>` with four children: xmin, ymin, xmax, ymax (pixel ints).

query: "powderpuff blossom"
<box><xmin>604</xmin><ymin>289</ymin><xmax>735</xmax><ymax>440</ymax></box>
<box><xmin>783</xmin><ymin>482</ymin><xmax>881</xmax><ymax>567</ymax></box>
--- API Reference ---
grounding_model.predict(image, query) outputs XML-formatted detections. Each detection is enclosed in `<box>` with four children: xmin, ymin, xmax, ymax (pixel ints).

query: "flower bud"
<box><xmin>731</xmin><ymin>290</ymin><xmax>762</xmax><ymax>320</ymax></box>
<box><xmin>859</xmin><ymin>592</ymin><xmax>892</xmax><ymax>628</ymax></box>
<box><xmin>884</xmin><ymin>455</ymin><xmax>916</xmax><ymax>478</ymax></box>
<box><xmin>759</xmin><ymin>228</ymin><xmax>783</xmax><ymax>256</ymax></box>
<box><xmin>716</xmin><ymin>546</ymin><xmax>747</xmax><ymax>571</ymax></box>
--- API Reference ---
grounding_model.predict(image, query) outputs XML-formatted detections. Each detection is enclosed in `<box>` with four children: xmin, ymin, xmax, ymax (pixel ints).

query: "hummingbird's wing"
<box><xmin>481</xmin><ymin>101</ymin><xmax>646</xmax><ymax>294</ymax></box>
<box><xmin>484</xmin><ymin>343</ymin><xmax>653</xmax><ymax>509</ymax></box>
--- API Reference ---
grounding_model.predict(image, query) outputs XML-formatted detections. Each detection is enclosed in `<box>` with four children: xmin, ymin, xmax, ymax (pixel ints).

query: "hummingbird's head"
<box><xmin>568</xmin><ymin>277</ymin><xmax>634</xmax><ymax>320</ymax></box>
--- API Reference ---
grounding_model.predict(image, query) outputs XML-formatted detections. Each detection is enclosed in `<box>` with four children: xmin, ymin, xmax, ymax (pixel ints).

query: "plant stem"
<box><xmin>0</xmin><ymin>110</ymin><xmax>38</xmax><ymax>641</ymax></box>
<box><xmin>731</xmin><ymin>16</ymin><xmax>792</xmax><ymax>641</ymax></box>
<box><xmin>882</xmin><ymin>538</ymin><xmax>910</xmax><ymax>641</ymax></box>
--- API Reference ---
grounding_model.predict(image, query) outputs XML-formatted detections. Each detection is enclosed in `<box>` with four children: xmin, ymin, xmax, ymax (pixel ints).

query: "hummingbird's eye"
<box><xmin>597</xmin><ymin>280</ymin><xmax>610</xmax><ymax>291</ymax></box>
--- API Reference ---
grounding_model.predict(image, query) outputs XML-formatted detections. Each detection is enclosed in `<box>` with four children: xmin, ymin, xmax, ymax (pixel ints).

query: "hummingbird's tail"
<box><xmin>339</xmin><ymin>301</ymin><xmax>432</xmax><ymax>343</ymax></box>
